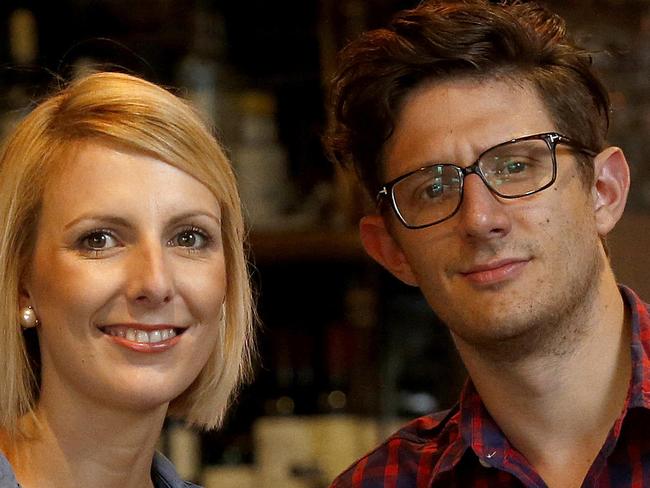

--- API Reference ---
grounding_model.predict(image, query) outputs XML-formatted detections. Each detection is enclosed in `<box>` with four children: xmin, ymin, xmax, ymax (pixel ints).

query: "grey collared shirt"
<box><xmin>151</xmin><ymin>452</ymin><xmax>202</xmax><ymax>488</ymax></box>
<box><xmin>0</xmin><ymin>451</ymin><xmax>17</xmax><ymax>488</ymax></box>
<box><xmin>0</xmin><ymin>450</ymin><xmax>202</xmax><ymax>488</ymax></box>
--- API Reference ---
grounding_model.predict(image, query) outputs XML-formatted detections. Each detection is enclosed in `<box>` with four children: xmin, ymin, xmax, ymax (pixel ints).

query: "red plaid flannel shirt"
<box><xmin>331</xmin><ymin>286</ymin><xmax>650</xmax><ymax>487</ymax></box>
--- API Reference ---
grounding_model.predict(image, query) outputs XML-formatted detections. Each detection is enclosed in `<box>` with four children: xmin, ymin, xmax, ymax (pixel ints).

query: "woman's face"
<box><xmin>23</xmin><ymin>141</ymin><xmax>226</xmax><ymax>413</ymax></box>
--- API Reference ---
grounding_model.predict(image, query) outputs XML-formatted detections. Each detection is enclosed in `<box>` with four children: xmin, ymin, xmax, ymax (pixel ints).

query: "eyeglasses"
<box><xmin>377</xmin><ymin>132</ymin><xmax>597</xmax><ymax>229</ymax></box>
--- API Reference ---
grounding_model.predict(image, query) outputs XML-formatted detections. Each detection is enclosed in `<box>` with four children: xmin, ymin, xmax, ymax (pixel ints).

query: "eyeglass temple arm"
<box><xmin>555</xmin><ymin>134</ymin><xmax>598</xmax><ymax>157</ymax></box>
<box><xmin>376</xmin><ymin>187</ymin><xmax>389</xmax><ymax>205</ymax></box>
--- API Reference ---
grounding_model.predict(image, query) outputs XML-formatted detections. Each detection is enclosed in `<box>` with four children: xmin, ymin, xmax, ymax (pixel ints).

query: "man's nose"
<box><xmin>456</xmin><ymin>173</ymin><xmax>512</xmax><ymax>239</ymax></box>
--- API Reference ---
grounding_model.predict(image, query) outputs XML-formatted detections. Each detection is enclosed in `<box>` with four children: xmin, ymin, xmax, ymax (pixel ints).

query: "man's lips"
<box><xmin>459</xmin><ymin>259</ymin><xmax>530</xmax><ymax>285</ymax></box>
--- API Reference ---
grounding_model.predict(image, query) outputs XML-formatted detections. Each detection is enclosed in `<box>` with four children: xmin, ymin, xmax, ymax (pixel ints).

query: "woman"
<box><xmin>0</xmin><ymin>72</ymin><xmax>255</xmax><ymax>488</ymax></box>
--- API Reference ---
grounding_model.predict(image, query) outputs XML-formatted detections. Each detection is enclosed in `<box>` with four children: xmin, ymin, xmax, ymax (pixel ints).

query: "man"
<box><xmin>325</xmin><ymin>1</ymin><xmax>645</xmax><ymax>487</ymax></box>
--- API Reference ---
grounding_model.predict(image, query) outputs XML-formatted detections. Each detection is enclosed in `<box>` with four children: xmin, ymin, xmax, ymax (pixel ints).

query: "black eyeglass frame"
<box><xmin>376</xmin><ymin>132</ymin><xmax>598</xmax><ymax>230</ymax></box>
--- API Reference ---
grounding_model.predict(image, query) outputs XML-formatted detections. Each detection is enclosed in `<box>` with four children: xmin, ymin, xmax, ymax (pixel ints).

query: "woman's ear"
<box><xmin>18</xmin><ymin>285</ymin><xmax>32</xmax><ymax>309</ymax></box>
<box><xmin>359</xmin><ymin>214</ymin><xmax>418</xmax><ymax>286</ymax></box>
<box><xmin>591</xmin><ymin>147</ymin><xmax>630</xmax><ymax>236</ymax></box>
<box><xmin>19</xmin><ymin>267</ymin><xmax>34</xmax><ymax>308</ymax></box>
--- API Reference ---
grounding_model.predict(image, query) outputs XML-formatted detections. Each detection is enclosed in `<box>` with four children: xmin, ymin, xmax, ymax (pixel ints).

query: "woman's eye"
<box><xmin>82</xmin><ymin>231</ymin><xmax>118</xmax><ymax>250</ymax></box>
<box><xmin>171</xmin><ymin>229</ymin><xmax>210</xmax><ymax>249</ymax></box>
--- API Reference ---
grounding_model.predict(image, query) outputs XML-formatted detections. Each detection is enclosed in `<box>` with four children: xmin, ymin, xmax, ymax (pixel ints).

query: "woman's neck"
<box><xmin>10</xmin><ymin>392</ymin><xmax>168</xmax><ymax>488</ymax></box>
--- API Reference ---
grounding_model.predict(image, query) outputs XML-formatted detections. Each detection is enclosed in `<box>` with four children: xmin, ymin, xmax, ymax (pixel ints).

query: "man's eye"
<box><xmin>425</xmin><ymin>182</ymin><xmax>444</xmax><ymax>198</ymax></box>
<box><xmin>82</xmin><ymin>231</ymin><xmax>118</xmax><ymax>250</ymax></box>
<box><xmin>416</xmin><ymin>178</ymin><xmax>456</xmax><ymax>201</ymax></box>
<box><xmin>502</xmin><ymin>160</ymin><xmax>529</xmax><ymax>174</ymax></box>
<box><xmin>411</xmin><ymin>179</ymin><xmax>443</xmax><ymax>201</ymax></box>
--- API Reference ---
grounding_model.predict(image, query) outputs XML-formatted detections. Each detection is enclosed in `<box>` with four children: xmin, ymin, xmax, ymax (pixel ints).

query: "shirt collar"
<box><xmin>152</xmin><ymin>451</ymin><xmax>200</xmax><ymax>488</ymax></box>
<box><xmin>620</xmin><ymin>285</ymin><xmax>650</xmax><ymax>409</ymax></box>
<box><xmin>433</xmin><ymin>285</ymin><xmax>650</xmax><ymax>478</ymax></box>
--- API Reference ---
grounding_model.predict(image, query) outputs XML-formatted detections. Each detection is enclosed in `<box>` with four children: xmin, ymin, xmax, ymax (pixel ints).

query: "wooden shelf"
<box><xmin>249</xmin><ymin>229</ymin><xmax>366</xmax><ymax>263</ymax></box>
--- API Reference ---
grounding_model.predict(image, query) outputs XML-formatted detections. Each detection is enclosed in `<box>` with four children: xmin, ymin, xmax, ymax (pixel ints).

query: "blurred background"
<box><xmin>1</xmin><ymin>1</ymin><xmax>649</xmax><ymax>487</ymax></box>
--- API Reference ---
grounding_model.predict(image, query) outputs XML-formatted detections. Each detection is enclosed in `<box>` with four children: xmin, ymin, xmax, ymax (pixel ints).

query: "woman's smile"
<box><xmin>99</xmin><ymin>323</ymin><xmax>187</xmax><ymax>352</ymax></box>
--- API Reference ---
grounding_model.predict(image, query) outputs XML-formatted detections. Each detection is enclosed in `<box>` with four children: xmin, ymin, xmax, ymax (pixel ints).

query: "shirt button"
<box><xmin>479</xmin><ymin>450</ymin><xmax>497</xmax><ymax>468</ymax></box>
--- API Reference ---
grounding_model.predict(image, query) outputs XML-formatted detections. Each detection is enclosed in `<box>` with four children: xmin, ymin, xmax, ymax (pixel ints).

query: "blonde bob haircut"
<box><xmin>0</xmin><ymin>72</ymin><xmax>255</xmax><ymax>434</ymax></box>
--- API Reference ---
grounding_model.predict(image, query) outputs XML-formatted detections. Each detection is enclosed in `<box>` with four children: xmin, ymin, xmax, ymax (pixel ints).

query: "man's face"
<box><xmin>370</xmin><ymin>78</ymin><xmax>607</xmax><ymax>356</ymax></box>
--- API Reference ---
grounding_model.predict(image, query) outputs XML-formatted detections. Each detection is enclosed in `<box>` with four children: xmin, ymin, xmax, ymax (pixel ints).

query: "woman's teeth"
<box><xmin>105</xmin><ymin>327</ymin><xmax>177</xmax><ymax>344</ymax></box>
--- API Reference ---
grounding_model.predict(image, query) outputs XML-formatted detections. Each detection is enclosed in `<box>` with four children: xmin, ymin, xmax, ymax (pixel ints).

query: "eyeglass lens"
<box><xmin>392</xmin><ymin>138</ymin><xmax>555</xmax><ymax>228</ymax></box>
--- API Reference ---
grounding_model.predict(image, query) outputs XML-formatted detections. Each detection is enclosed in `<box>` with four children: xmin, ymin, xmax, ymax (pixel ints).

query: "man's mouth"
<box><xmin>459</xmin><ymin>259</ymin><xmax>530</xmax><ymax>285</ymax></box>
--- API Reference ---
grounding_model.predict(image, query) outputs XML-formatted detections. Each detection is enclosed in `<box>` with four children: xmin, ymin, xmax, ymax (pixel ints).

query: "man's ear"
<box><xmin>591</xmin><ymin>147</ymin><xmax>630</xmax><ymax>236</ymax></box>
<box><xmin>359</xmin><ymin>214</ymin><xmax>418</xmax><ymax>286</ymax></box>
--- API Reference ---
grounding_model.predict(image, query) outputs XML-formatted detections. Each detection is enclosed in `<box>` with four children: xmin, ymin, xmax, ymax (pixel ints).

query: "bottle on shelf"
<box><xmin>1</xmin><ymin>8</ymin><xmax>38</xmax><ymax>140</ymax></box>
<box><xmin>232</xmin><ymin>90</ymin><xmax>294</xmax><ymax>230</ymax></box>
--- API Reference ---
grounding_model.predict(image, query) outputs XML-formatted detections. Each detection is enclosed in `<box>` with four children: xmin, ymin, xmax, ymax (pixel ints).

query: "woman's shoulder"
<box><xmin>152</xmin><ymin>451</ymin><xmax>203</xmax><ymax>488</ymax></box>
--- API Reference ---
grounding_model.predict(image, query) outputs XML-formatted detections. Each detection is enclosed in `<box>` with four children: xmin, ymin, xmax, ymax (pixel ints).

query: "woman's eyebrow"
<box><xmin>167</xmin><ymin>210</ymin><xmax>222</xmax><ymax>226</ymax></box>
<box><xmin>63</xmin><ymin>211</ymin><xmax>222</xmax><ymax>231</ymax></box>
<box><xmin>63</xmin><ymin>215</ymin><xmax>131</xmax><ymax>231</ymax></box>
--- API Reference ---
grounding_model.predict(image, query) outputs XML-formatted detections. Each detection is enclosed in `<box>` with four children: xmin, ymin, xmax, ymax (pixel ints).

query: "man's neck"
<box><xmin>454</xmin><ymin>270</ymin><xmax>631</xmax><ymax>487</ymax></box>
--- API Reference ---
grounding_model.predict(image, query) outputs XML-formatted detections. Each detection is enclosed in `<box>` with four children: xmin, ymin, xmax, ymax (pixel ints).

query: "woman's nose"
<box><xmin>127</xmin><ymin>241</ymin><xmax>174</xmax><ymax>307</ymax></box>
<box><xmin>456</xmin><ymin>173</ymin><xmax>512</xmax><ymax>240</ymax></box>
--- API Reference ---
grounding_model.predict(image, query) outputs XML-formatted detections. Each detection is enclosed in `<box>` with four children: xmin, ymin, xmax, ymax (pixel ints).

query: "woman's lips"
<box><xmin>99</xmin><ymin>324</ymin><xmax>184</xmax><ymax>353</ymax></box>
<box><xmin>460</xmin><ymin>259</ymin><xmax>530</xmax><ymax>285</ymax></box>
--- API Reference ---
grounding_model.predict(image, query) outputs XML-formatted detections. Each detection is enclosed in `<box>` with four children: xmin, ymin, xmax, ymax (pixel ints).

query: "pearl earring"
<box><xmin>19</xmin><ymin>306</ymin><xmax>38</xmax><ymax>329</ymax></box>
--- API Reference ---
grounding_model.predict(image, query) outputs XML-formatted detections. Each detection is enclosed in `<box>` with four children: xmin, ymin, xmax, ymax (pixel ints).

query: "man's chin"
<box><xmin>448</xmin><ymin>301</ymin><xmax>590</xmax><ymax>364</ymax></box>
<box><xmin>450</xmin><ymin>321</ymin><xmax>545</xmax><ymax>363</ymax></box>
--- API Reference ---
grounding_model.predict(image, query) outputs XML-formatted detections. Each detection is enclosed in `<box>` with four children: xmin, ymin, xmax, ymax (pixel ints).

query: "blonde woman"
<box><xmin>0</xmin><ymin>72</ymin><xmax>255</xmax><ymax>488</ymax></box>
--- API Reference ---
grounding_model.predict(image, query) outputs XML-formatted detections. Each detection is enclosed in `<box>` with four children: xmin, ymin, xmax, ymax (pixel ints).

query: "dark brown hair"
<box><xmin>325</xmin><ymin>0</ymin><xmax>610</xmax><ymax>197</ymax></box>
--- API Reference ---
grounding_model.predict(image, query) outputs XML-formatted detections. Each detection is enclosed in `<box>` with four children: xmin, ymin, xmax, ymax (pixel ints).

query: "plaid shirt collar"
<box><xmin>430</xmin><ymin>285</ymin><xmax>650</xmax><ymax>483</ymax></box>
